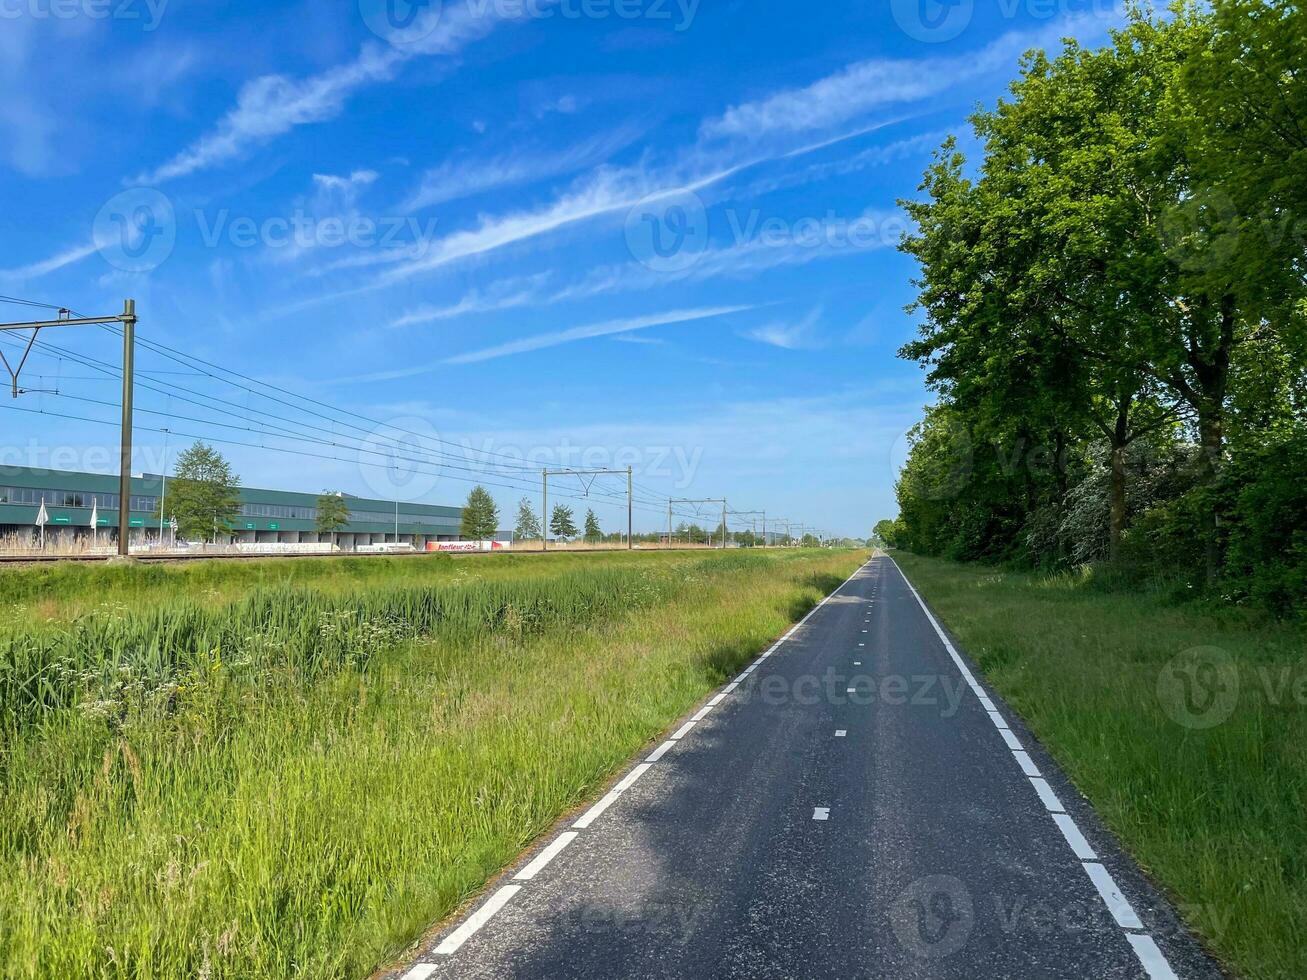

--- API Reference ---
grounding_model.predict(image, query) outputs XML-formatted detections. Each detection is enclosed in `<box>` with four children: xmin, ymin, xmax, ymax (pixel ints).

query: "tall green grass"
<box><xmin>893</xmin><ymin>552</ymin><xmax>1307</xmax><ymax>980</ymax></box>
<box><xmin>0</xmin><ymin>549</ymin><xmax>863</xmax><ymax>978</ymax></box>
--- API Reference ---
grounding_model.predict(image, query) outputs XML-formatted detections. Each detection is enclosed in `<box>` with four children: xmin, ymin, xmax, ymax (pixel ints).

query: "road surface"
<box><xmin>393</xmin><ymin>554</ymin><xmax>1220</xmax><ymax>979</ymax></box>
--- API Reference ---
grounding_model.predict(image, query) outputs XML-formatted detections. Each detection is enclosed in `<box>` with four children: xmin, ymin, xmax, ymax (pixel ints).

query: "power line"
<box><xmin>1</xmin><ymin>294</ymin><xmax>786</xmax><ymax>532</ymax></box>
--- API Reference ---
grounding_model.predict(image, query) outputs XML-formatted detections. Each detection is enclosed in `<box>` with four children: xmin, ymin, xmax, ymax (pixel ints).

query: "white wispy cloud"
<box><xmin>313</xmin><ymin>170</ymin><xmax>379</xmax><ymax>193</ymax></box>
<box><xmin>389</xmin><ymin>273</ymin><xmax>554</xmax><ymax>327</ymax></box>
<box><xmin>447</xmin><ymin>303</ymin><xmax>756</xmax><ymax>364</ymax></box>
<box><xmin>744</xmin><ymin>307</ymin><xmax>824</xmax><ymax>350</ymax></box>
<box><xmin>700</xmin><ymin>21</ymin><xmax>1099</xmax><ymax>141</ymax></box>
<box><xmin>136</xmin><ymin>1</ymin><xmax>537</xmax><ymax>184</ymax></box>
<box><xmin>0</xmin><ymin>240</ymin><xmax>100</xmax><ymax>280</ymax></box>
<box><xmin>138</xmin><ymin>45</ymin><xmax>403</xmax><ymax>184</ymax></box>
<box><xmin>345</xmin><ymin>304</ymin><xmax>754</xmax><ymax>380</ymax></box>
<box><xmin>402</xmin><ymin>124</ymin><xmax>643</xmax><ymax>212</ymax></box>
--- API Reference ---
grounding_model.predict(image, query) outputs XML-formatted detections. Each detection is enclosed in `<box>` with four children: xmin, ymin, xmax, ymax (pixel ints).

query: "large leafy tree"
<box><xmin>460</xmin><ymin>486</ymin><xmax>499</xmax><ymax>542</ymax></box>
<box><xmin>1178</xmin><ymin>0</ymin><xmax>1307</xmax><ymax>353</ymax></box>
<box><xmin>159</xmin><ymin>442</ymin><xmax>240</xmax><ymax>542</ymax></box>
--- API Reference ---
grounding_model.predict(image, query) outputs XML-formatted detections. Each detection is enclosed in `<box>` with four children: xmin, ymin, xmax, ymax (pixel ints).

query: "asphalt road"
<box><xmin>394</xmin><ymin>554</ymin><xmax>1222</xmax><ymax>980</ymax></box>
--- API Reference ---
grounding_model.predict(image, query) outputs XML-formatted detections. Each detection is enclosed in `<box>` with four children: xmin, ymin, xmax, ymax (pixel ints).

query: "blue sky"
<box><xmin>0</xmin><ymin>0</ymin><xmax>1121</xmax><ymax>537</ymax></box>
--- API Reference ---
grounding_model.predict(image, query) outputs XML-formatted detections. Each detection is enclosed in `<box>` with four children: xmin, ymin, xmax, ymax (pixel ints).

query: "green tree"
<box><xmin>158</xmin><ymin>442</ymin><xmax>240</xmax><ymax>543</ymax></box>
<box><xmin>513</xmin><ymin>497</ymin><xmax>541</xmax><ymax>541</ymax></box>
<box><xmin>549</xmin><ymin>504</ymin><xmax>577</xmax><ymax>541</ymax></box>
<box><xmin>315</xmin><ymin>492</ymin><xmax>350</xmax><ymax>547</ymax></box>
<box><xmin>460</xmin><ymin>486</ymin><xmax>499</xmax><ymax>542</ymax></box>
<box><xmin>872</xmin><ymin>520</ymin><xmax>898</xmax><ymax>548</ymax></box>
<box><xmin>583</xmin><ymin>508</ymin><xmax>602</xmax><ymax>543</ymax></box>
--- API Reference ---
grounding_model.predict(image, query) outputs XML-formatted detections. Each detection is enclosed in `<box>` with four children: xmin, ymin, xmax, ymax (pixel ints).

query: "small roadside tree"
<box><xmin>583</xmin><ymin>508</ymin><xmax>602</xmax><ymax>543</ymax></box>
<box><xmin>514</xmin><ymin>497</ymin><xmax>542</xmax><ymax>541</ymax></box>
<box><xmin>316</xmin><ymin>492</ymin><xmax>350</xmax><ymax>548</ymax></box>
<box><xmin>159</xmin><ymin>441</ymin><xmax>240</xmax><ymax>543</ymax></box>
<box><xmin>461</xmin><ymin>486</ymin><xmax>499</xmax><ymax>542</ymax></box>
<box><xmin>550</xmin><ymin>504</ymin><xmax>577</xmax><ymax>542</ymax></box>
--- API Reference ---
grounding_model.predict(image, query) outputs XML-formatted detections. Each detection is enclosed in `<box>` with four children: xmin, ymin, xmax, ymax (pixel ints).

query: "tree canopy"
<box><xmin>159</xmin><ymin>442</ymin><xmax>240</xmax><ymax>542</ymax></box>
<box><xmin>460</xmin><ymin>487</ymin><xmax>499</xmax><ymax>542</ymax></box>
<box><xmin>583</xmin><ymin>509</ymin><xmax>602</xmax><ymax>543</ymax></box>
<box><xmin>549</xmin><ymin>504</ymin><xmax>577</xmax><ymax>541</ymax></box>
<box><xmin>514</xmin><ymin>498</ymin><xmax>542</xmax><ymax>541</ymax></box>
<box><xmin>891</xmin><ymin>3</ymin><xmax>1307</xmax><ymax>614</ymax></box>
<box><xmin>315</xmin><ymin>493</ymin><xmax>350</xmax><ymax>543</ymax></box>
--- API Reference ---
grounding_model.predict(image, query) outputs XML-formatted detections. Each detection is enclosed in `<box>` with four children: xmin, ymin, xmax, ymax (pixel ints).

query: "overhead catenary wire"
<box><xmin>1</xmin><ymin>329</ymin><xmax>678</xmax><ymax>517</ymax></box>
<box><xmin>0</xmin><ymin>332</ymin><xmax>693</xmax><ymax>520</ymax></box>
<box><xmin>0</xmin><ymin>399</ymin><xmax>703</xmax><ymax>521</ymax></box>
<box><xmin>2</xmin><ymin>294</ymin><xmax>782</xmax><ymax>531</ymax></box>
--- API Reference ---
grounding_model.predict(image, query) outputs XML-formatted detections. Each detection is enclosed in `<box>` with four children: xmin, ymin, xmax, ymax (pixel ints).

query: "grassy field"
<box><xmin>893</xmin><ymin>552</ymin><xmax>1307</xmax><ymax>980</ymax></box>
<box><xmin>0</xmin><ymin>548</ymin><xmax>864</xmax><ymax>978</ymax></box>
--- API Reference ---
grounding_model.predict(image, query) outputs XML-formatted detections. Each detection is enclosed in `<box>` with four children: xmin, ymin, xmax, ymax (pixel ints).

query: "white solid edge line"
<box><xmin>434</xmin><ymin>885</ymin><xmax>523</xmax><ymax>955</ymax></box>
<box><xmin>645</xmin><ymin>740</ymin><xmax>675</xmax><ymax>763</ymax></box>
<box><xmin>1052</xmin><ymin>813</ymin><xmax>1098</xmax><ymax>860</ymax></box>
<box><xmin>670</xmin><ymin>722</ymin><xmax>695</xmax><ymax>740</ymax></box>
<box><xmin>1083</xmin><ymin>862</ymin><xmax>1144</xmax><ymax>929</ymax></box>
<box><xmin>998</xmin><ymin>728</ymin><xmax>1024</xmax><ymax>752</ymax></box>
<box><xmin>573</xmin><ymin>764</ymin><xmax>652</xmax><ymax>830</ymax></box>
<box><xmin>1127</xmin><ymin>934</ymin><xmax>1180</xmax><ymax>980</ymax></box>
<box><xmin>1012</xmin><ymin>750</ymin><xmax>1041</xmax><ymax>777</ymax></box>
<box><xmin>401</xmin><ymin>965</ymin><xmax>437</xmax><ymax>980</ymax></box>
<box><xmin>514</xmin><ymin>832</ymin><xmax>578</xmax><ymax>881</ymax></box>
<box><xmin>1029</xmin><ymin>777</ymin><xmax>1066</xmax><ymax>813</ymax></box>
<box><xmin>889</xmin><ymin>555</ymin><xmax>1176</xmax><ymax>976</ymax></box>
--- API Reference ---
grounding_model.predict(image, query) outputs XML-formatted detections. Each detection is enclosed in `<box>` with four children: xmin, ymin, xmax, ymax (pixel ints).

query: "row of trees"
<box><xmin>148</xmin><ymin>448</ymin><xmax>614</xmax><ymax>546</ymax></box>
<box><xmin>506</xmin><ymin>496</ymin><xmax>606</xmax><ymax>543</ymax></box>
<box><xmin>887</xmin><ymin>2</ymin><xmax>1306</xmax><ymax>615</ymax></box>
<box><xmin>156</xmin><ymin>450</ymin><xmax>833</xmax><ymax>550</ymax></box>
<box><xmin>154</xmin><ymin>442</ymin><xmax>370</xmax><ymax>544</ymax></box>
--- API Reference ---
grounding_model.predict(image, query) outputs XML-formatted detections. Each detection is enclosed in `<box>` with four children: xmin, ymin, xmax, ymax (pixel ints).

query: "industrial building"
<box><xmin>0</xmin><ymin>465</ymin><xmax>463</xmax><ymax>550</ymax></box>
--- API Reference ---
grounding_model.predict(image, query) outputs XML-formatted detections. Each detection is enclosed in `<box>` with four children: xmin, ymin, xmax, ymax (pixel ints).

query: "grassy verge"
<box><xmin>892</xmin><ymin>552</ymin><xmax>1307</xmax><ymax>980</ymax></box>
<box><xmin>0</xmin><ymin>549</ymin><xmax>864</xmax><ymax>978</ymax></box>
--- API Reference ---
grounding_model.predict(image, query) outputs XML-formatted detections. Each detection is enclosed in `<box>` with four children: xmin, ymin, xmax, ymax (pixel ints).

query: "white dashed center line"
<box><xmin>835</xmin><ymin>730</ymin><xmax>847</xmax><ymax>737</ymax></box>
<box><xmin>812</xmin><ymin>807</ymin><xmax>830</xmax><ymax>821</ymax></box>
